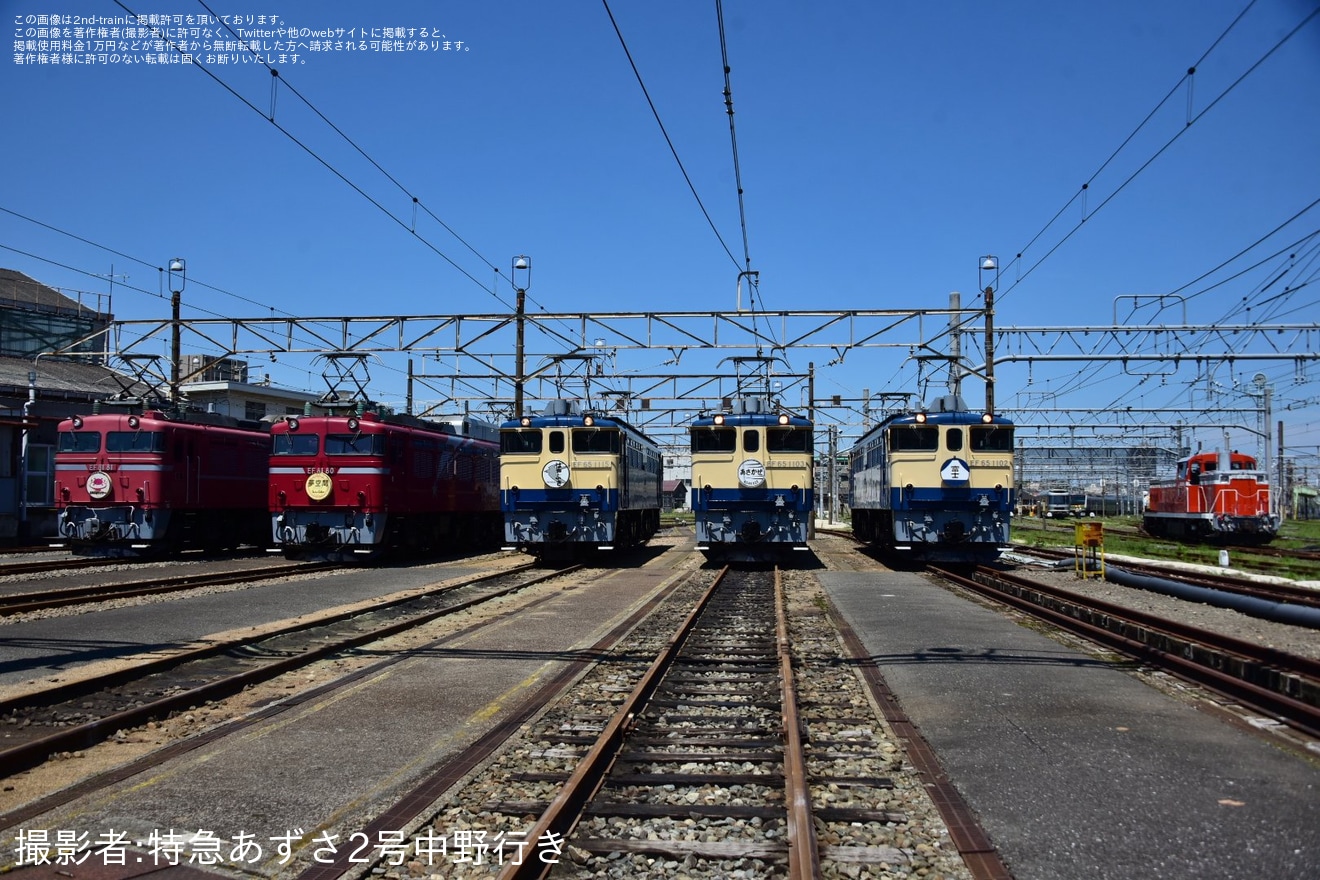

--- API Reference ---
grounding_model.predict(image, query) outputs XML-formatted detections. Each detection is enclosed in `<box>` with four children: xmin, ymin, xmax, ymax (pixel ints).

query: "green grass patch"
<box><xmin>1012</xmin><ymin>514</ymin><xmax>1320</xmax><ymax>581</ymax></box>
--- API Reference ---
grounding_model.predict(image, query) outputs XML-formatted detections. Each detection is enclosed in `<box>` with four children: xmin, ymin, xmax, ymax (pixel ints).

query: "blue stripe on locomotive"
<box><xmin>848</xmin><ymin>403</ymin><xmax>1014</xmax><ymax>561</ymax></box>
<box><xmin>689</xmin><ymin>406</ymin><xmax>815</xmax><ymax>549</ymax></box>
<box><xmin>499</xmin><ymin>407</ymin><xmax>662</xmax><ymax>547</ymax></box>
<box><xmin>501</xmin><ymin>486</ymin><xmax>625</xmax><ymax>544</ymax></box>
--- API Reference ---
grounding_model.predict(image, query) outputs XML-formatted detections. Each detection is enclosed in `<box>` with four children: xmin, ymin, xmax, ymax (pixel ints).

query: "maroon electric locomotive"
<box><xmin>268</xmin><ymin>410</ymin><xmax>502</xmax><ymax>561</ymax></box>
<box><xmin>52</xmin><ymin>409</ymin><xmax>271</xmax><ymax>556</ymax></box>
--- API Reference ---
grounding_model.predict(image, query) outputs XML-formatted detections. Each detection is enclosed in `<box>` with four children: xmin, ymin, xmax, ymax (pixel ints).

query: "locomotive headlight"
<box><xmin>347</xmin><ymin>418</ymin><xmax>360</xmax><ymax>431</ymax></box>
<box><xmin>915</xmin><ymin>413</ymin><xmax>927</xmax><ymax>424</ymax></box>
<box><xmin>713</xmin><ymin>414</ymin><xmax>725</xmax><ymax>425</ymax></box>
<box><xmin>583</xmin><ymin>415</ymin><xmax>594</xmax><ymax>426</ymax></box>
<box><xmin>520</xmin><ymin>417</ymin><xmax>531</xmax><ymax>427</ymax></box>
<box><xmin>981</xmin><ymin>413</ymin><xmax>993</xmax><ymax>423</ymax></box>
<box><xmin>778</xmin><ymin>414</ymin><xmax>790</xmax><ymax>425</ymax></box>
<box><xmin>287</xmin><ymin>417</ymin><xmax>300</xmax><ymax>431</ymax></box>
<box><xmin>71</xmin><ymin>415</ymin><xmax>83</xmax><ymax>429</ymax></box>
<box><xmin>128</xmin><ymin>415</ymin><xmax>140</xmax><ymax>429</ymax></box>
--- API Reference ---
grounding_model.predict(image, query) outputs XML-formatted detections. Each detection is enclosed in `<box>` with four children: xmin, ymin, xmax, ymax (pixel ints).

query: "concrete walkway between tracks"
<box><xmin>820</xmin><ymin>569</ymin><xmax>1319</xmax><ymax>880</ymax></box>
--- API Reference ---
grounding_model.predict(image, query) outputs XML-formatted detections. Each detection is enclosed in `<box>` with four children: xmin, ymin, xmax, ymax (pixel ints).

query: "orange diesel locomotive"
<box><xmin>1143</xmin><ymin>449</ymin><xmax>1279</xmax><ymax>544</ymax></box>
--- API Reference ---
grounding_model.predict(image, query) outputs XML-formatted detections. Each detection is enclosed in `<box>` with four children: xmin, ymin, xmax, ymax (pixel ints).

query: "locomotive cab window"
<box><xmin>500</xmin><ymin>430</ymin><xmax>542</xmax><ymax>454</ymax></box>
<box><xmin>58</xmin><ymin>431</ymin><xmax>101</xmax><ymax>453</ymax></box>
<box><xmin>107</xmin><ymin>432</ymin><xmax>167</xmax><ymax>453</ymax></box>
<box><xmin>572</xmin><ymin>429</ymin><xmax>620</xmax><ymax>454</ymax></box>
<box><xmin>549</xmin><ymin>430</ymin><xmax>565</xmax><ymax>454</ymax></box>
<box><xmin>743</xmin><ymin>430</ymin><xmax>760</xmax><ymax>453</ymax></box>
<box><xmin>768</xmin><ymin>428</ymin><xmax>812</xmax><ymax>453</ymax></box>
<box><xmin>970</xmin><ymin>425</ymin><xmax>1014</xmax><ymax>452</ymax></box>
<box><xmin>888</xmin><ymin>425</ymin><xmax>938</xmax><ymax>451</ymax></box>
<box><xmin>272</xmin><ymin>434</ymin><xmax>319</xmax><ymax>456</ymax></box>
<box><xmin>945</xmin><ymin>428</ymin><xmax>964</xmax><ymax>452</ymax></box>
<box><xmin>326</xmin><ymin>434</ymin><xmax>386</xmax><ymax>456</ymax></box>
<box><xmin>692</xmin><ymin>427</ymin><xmax>736</xmax><ymax>453</ymax></box>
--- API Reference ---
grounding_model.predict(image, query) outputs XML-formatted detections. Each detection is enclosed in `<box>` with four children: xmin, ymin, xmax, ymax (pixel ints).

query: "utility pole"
<box><xmin>512</xmin><ymin>255</ymin><xmax>530</xmax><ymax>418</ymax></box>
<box><xmin>168</xmin><ymin>258</ymin><xmax>186</xmax><ymax>404</ymax></box>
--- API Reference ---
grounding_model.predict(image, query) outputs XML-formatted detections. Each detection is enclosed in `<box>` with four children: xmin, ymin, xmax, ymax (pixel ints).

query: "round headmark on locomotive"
<box><xmin>940</xmin><ymin>457</ymin><xmax>971</xmax><ymax>484</ymax></box>
<box><xmin>305</xmin><ymin>472</ymin><xmax>333</xmax><ymax>501</ymax></box>
<box><xmin>86</xmin><ymin>470</ymin><xmax>112</xmax><ymax>500</ymax></box>
<box><xmin>542</xmin><ymin>459</ymin><xmax>570</xmax><ymax>488</ymax></box>
<box><xmin>738</xmin><ymin>458</ymin><xmax>766</xmax><ymax>488</ymax></box>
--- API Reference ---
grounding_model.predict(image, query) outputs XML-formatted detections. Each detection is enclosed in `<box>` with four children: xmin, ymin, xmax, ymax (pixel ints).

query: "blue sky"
<box><xmin>4</xmin><ymin>0</ymin><xmax>1319</xmax><ymax>469</ymax></box>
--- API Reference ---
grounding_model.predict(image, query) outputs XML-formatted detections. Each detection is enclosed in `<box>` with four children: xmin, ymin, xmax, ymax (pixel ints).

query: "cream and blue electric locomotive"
<box><xmin>499</xmin><ymin>399</ymin><xmax>662</xmax><ymax>558</ymax></box>
<box><xmin>690</xmin><ymin>397</ymin><xmax>815</xmax><ymax>562</ymax></box>
<box><xmin>849</xmin><ymin>394</ymin><xmax>1014</xmax><ymax>564</ymax></box>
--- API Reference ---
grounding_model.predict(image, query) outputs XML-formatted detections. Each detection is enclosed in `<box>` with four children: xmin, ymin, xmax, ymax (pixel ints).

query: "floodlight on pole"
<box><xmin>167</xmin><ymin>258</ymin><xmax>186</xmax><ymax>404</ymax></box>
<box><xmin>512</xmin><ymin>255</ymin><xmax>531</xmax><ymax>418</ymax></box>
<box><xmin>978</xmin><ymin>255</ymin><xmax>999</xmax><ymax>417</ymax></box>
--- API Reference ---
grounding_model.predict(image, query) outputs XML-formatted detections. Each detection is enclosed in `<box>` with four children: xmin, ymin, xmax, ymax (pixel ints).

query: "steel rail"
<box><xmin>495</xmin><ymin>566</ymin><xmax>729</xmax><ymax>880</ymax></box>
<box><xmin>776</xmin><ymin>565</ymin><xmax>822</xmax><ymax>879</ymax></box>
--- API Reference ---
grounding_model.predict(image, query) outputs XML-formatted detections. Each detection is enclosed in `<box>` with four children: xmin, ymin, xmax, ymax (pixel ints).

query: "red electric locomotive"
<box><xmin>268</xmin><ymin>410</ymin><xmax>501</xmax><ymax>561</ymax></box>
<box><xmin>1143</xmin><ymin>449</ymin><xmax>1280</xmax><ymax>544</ymax></box>
<box><xmin>52</xmin><ymin>409</ymin><xmax>271</xmax><ymax>556</ymax></box>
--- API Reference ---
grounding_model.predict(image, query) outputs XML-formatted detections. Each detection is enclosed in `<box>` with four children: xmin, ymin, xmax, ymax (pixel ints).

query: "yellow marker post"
<box><xmin>1074</xmin><ymin>521</ymin><xmax>1104</xmax><ymax>579</ymax></box>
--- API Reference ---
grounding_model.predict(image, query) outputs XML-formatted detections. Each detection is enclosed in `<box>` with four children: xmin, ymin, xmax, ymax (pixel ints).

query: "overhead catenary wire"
<box><xmin>111</xmin><ymin>0</ymin><xmax>521</xmax><ymax>313</ymax></box>
<box><xmin>990</xmin><ymin>1</ymin><xmax>1320</xmax><ymax>310</ymax></box>
<box><xmin>193</xmin><ymin>0</ymin><xmax>503</xmax><ymax>282</ymax></box>
<box><xmin>599</xmin><ymin>0</ymin><xmax>784</xmax><ymax>379</ymax></box>
<box><xmin>980</xmin><ymin>2</ymin><xmax>1320</xmax><ymax>436</ymax></box>
<box><xmin>601</xmin><ymin>0</ymin><xmax>741</xmax><ymax>273</ymax></box>
<box><xmin>0</xmin><ymin>240</ymin><xmax>506</xmax><ymax>403</ymax></box>
<box><xmin>713</xmin><ymin>0</ymin><xmax>780</xmax><ymax>363</ymax></box>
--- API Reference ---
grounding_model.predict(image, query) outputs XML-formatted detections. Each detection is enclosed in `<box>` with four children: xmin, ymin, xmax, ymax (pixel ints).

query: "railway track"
<box><xmin>933</xmin><ymin>565</ymin><xmax>1320</xmax><ymax>742</ymax></box>
<box><xmin>0</xmin><ymin>560</ymin><xmax>333</xmax><ymax>616</ymax></box>
<box><xmin>366</xmin><ymin>565</ymin><xmax>993</xmax><ymax>880</ymax></box>
<box><xmin>0</xmin><ymin>560</ymin><xmax>564</xmax><ymax>778</ymax></box>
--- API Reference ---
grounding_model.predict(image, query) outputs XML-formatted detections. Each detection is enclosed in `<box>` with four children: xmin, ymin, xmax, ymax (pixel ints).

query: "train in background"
<box><xmin>1143</xmin><ymin>449</ymin><xmax>1279</xmax><ymax>544</ymax></box>
<box><xmin>689</xmin><ymin>397</ymin><xmax>814</xmax><ymax>563</ymax></box>
<box><xmin>848</xmin><ymin>394</ymin><xmax>1014</xmax><ymax>564</ymax></box>
<box><xmin>269</xmin><ymin>410</ymin><xmax>501</xmax><ymax>561</ymax></box>
<box><xmin>1042</xmin><ymin>489</ymin><xmax>1086</xmax><ymax>518</ymax></box>
<box><xmin>499</xmin><ymin>399</ymin><xmax>662</xmax><ymax>560</ymax></box>
<box><xmin>52</xmin><ymin>408</ymin><xmax>270</xmax><ymax>556</ymax></box>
